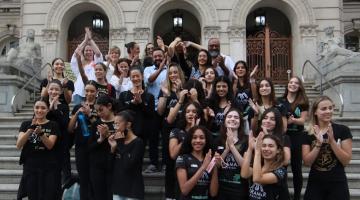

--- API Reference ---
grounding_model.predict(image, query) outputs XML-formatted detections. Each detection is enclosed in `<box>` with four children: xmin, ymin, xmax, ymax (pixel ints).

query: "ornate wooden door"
<box><xmin>67</xmin><ymin>32</ymin><xmax>108</xmax><ymax>61</ymax></box>
<box><xmin>246</xmin><ymin>26</ymin><xmax>292</xmax><ymax>84</ymax></box>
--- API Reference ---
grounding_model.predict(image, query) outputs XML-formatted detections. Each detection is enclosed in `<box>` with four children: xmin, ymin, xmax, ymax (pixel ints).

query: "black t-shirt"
<box><xmin>217</xmin><ymin>139</ymin><xmax>249</xmax><ymax>197</ymax></box>
<box><xmin>71</xmin><ymin>104</ymin><xmax>98</xmax><ymax>146</ymax></box>
<box><xmin>209</xmin><ymin>106</ymin><xmax>226</xmax><ymax>137</ymax></box>
<box><xmin>169</xmin><ymin>128</ymin><xmax>187</xmax><ymax>144</ymax></box>
<box><xmin>233</xmin><ymin>86</ymin><xmax>252</xmax><ymax>113</ymax></box>
<box><xmin>88</xmin><ymin>119</ymin><xmax>115</xmax><ymax>169</ymax></box>
<box><xmin>117</xmin><ymin>90</ymin><xmax>154</xmax><ymax>137</ymax></box>
<box><xmin>249</xmin><ymin>167</ymin><xmax>288</xmax><ymax>200</ymax></box>
<box><xmin>19</xmin><ymin>120</ymin><xmax>60</xmax><ymax>168</ymax></box>
<box><xmin>159</xmin><ymin>90</ymin><xmax>181</xmax><ymax>128</ymax></box>
<box><xmin>95</xmin><ymin>82</ymin><xmax>116</xmax><ymax>99</ymax></box>
<box><xmin>112</xmin><ymin>137</ymin><xmax>145</xmax><ymax>199</ymax></box>
<box><xmin>176</xmin><ymin>154</ymin><xmax>212</xmax><ymax>200</ymax></box>
<box><xmin>302</xmin><ymin>123</ymin><xmax>352</xmax><ymax>182</ymax></box>
<box><xmin>40</xmin><ymin>79</ymin><xmax>75</xmax><ymax>105</ymax></box>
<box><xmin>278</xmin><ymin>97</ymin><xmax>309</xmax><ymax>133</ymax></box>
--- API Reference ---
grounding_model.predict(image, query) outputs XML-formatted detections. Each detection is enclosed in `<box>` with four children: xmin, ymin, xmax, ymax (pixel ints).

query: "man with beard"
<box><xmin>143</xmin><ymin>47</ymin><xmax>168</xmax><ymax>173</ymax></box>
<box><xmin>208</xmin><ymin>38</ymin><xmax>234</xmax><ymax>78</ymax></box>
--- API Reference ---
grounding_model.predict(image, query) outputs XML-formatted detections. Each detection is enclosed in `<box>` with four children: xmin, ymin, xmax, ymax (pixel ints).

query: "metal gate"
<box><xmin>67</xmin><ymin>32</ymin><xmax>108</xmax><ymax>61</ymax></box>
<box><xmin>246</xmin><ymin>26</ymin><xmax>292</xmax><ymax>84</ymax></box>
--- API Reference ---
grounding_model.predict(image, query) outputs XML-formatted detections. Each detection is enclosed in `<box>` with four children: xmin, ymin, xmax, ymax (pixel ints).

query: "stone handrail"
<box><xmin>11</xmin><ymin>62</ymin><xmax>51</xmax><ymax>115</ymax></box>
<box><xmin>301</xmin><ymin>60</ymin><xmax>344</xmax><ymax>117</ymax></box>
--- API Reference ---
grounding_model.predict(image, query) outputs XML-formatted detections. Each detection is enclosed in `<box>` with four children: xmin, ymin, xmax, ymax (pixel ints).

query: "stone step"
<box><xmin>287</xmin><ymin>188</ymin><xmax>360</xmax><ymax>200</ymax></box>
<box><xmin>333</xmin><ymin>117</ymin><xmax>360</xmax><ymax>127</ymax></box>
<box><xmin>0</xmin><ymin>117</ymin><xmax>31</xmax><ymax>125</ymax></box>
<box><xmin>0</xmin><ymin>135</ymin><xmax>17</xmax><ymax>145</ymax></box>
<box><xmin>0</xmin><ymin>183</ymin><xmax>164</xmax><ymax>200</ymax></box>
<box><xmin>0</xmin><ymin>125</ymin><xmax>21</xmax><ymax>135</ymax></box>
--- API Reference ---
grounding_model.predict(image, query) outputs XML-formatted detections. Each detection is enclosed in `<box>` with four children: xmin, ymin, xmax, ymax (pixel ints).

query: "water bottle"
<box><xmin>78</xmin><ymin>112</ymin><xmax>90</xmax><ymax>137</ymax></box>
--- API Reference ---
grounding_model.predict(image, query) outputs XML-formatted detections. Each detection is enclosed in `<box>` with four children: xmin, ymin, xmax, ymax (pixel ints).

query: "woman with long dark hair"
<box><xmin>216</xmin><ymin>108</ymin><xmax>249</xmax><ymax>200</ymax></box>
<box><xmin>249</xmin><ymin>78</ymin><xmax>287</xmax><ymax>132</ymax></box>
<box><xmin>279</xmin><ymin>76</ymin><xmax>309</xmax><ymax>200</ymax></box>
<box><xmin>190</xmin><ymin>49</ymin><xmax>213</xmax><ymax>79</ymax></box>
<box><xmin>88</xmin><ymin>95</ymin><xmax>116</xmax><ymax>200</ymax></box>
<box><xmin>68</xmin><ymin>80</ymin><xmax>98</xmax><ymax>200</ymax></box>
<box><xmin>16</xmin><ymin>97</ymin><xmax>61</xmax><ymax>199</ymax></box>
<box><xmin>302</xmin><ymin>96</ymin><xmax>352</xmax><ymax>200</ymax></box>
<box><xmin>166</xmin><ymin>102</ymin><xmax>205</xmax><ymax>199</ymax></box>
<box><xmin>242</xmin><ymin>133</ymin><xmax>288</xmax><ymax>200</ymax></box>
<box><xmin>109</xmin><ymin>110</ymin><xmax>145</xmax><ymax>200</ymax></box>
<box><xmin>176</xmin><ymin>126</ymin><xmax>218</xmax><ymax>199</ymax></box>
<box><xmin>208</xmin><ymin>76</ymin><xmax>233</xmax><ymax>137</ymax></box>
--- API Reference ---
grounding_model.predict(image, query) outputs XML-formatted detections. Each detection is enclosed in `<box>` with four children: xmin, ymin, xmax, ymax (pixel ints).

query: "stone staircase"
<box><xmin>0</xmin><ymin>82</ymin><xmax>359</xmax><ymax>199</ymax></box>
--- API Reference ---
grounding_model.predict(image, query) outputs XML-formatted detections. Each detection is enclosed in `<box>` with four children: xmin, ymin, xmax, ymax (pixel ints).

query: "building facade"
<box><xmin>0</xmin><ymin>0</ymin><xmax>359</xmax><ymax>80</ymax></box>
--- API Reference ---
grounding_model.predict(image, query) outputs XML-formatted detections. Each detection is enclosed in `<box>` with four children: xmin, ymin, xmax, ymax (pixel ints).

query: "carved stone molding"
<box><xmin>352</xmin><ymin>18</ymin><xmax>360</xmax><ymax>31</ymax></box>
<box><xmin>133</xmin><ymin>27</ymin><xmax>150</xmax><ymax>40</ymax></box>
<box><xmin>227</xmin><ymin>26</ymin><xmax>246</xmax><ymax>39</ymax></box>
<box><xmin>300</xmin><ymin>25</ymin><xmax>317</xmax><ymax>37</ymax></box>
<box><xmin>110</xmin><ymin>28</ymin><xmax>127</xmax><ymax>40</ymax></box>
<box><xmin>42</xmin><ymin>29</ymin><xmax>59</xmax><ymax>41</ymax></box>
<box><xmin>203</xmin><ymin>26</ymin><xmax>221</xmax><ymax>39</ymax></box>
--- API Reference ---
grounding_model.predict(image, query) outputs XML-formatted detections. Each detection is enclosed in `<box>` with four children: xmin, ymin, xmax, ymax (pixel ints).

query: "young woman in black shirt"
<box><xmin>208</xmin><ymin>76</ymin><xmax>233</xmax><ymax>137</ymax></box>
<box><xmin>249</xmin><ymin>78</ymin><xmax>287</xmax><ymax>132</ymax></box>
<box><xmin>167</xmin><ymin>102</ymin><xmax>205</xmax><ymax>199</ymax></box>
<box><xmin>242</xmin><ymin>133</ymin><xmax>288</xmax><ymax>200</ymax></box>
<box><xmin>108</xmin><ymin>110</ymin><xmax>145</xmax><ymax>199</ymax></box>
<box><xmin>40</xmin><ymin>57</ymin><xmax>74</xmax><ymax>106</ymax></box>
<box><xmin>302</xmin><ymin>96</ymin><xmax>352</xmax><ymax>200</ymax></box>
<box><xmin>88</xmin><ymin>95</ymin><xmax>116</xmax><ymax>200</ymax></box>
<box><xmin>16</xmin><ymin>98</ymin><xmax>61</xmax><ymax>200</ymax></box>
<box><xmin>176</xmin><ymin>126</ymin><xmax>218</xmax><ymax>200</ymax></box>
<box><xmin>278</xmin><ymin>76</ymin><xmax>309</xmax><ymax>200</ymax></box>
<box><xmin>118</xmin><ymin>67</ymin><xmax>154</xmax><ymax>140</ymax></box>
<box><xmin>216</xmin><ymin>108</ymin><xmax>249</xmax><ymax>200</ymax></box>
<box><xmin>68</xmin><ymin>80</ymin><xmax>98</xmax><ymax>200</ymax></box>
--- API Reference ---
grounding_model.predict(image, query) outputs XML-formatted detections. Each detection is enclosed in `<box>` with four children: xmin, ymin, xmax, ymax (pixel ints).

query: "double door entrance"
<box><xmin>246</xmin><ymin>26</ymin><xmax>292</xmax><ymax>84</ymax></box>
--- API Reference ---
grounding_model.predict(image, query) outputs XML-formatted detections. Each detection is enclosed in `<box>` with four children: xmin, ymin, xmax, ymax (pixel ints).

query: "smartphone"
<box><xmin>217</xmin><ymin>146</ymin><xmax>225</xmax><ymax>154</ymax></box>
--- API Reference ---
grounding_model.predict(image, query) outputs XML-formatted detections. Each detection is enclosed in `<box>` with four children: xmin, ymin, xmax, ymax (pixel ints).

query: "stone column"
<box><xmin>42</xmin><ymin>29</ymin><xmax>59</xmax><ymax>78</ymax></box>
<box><xmin>134</xmin><ymin>27</ymin><xmax>150</xmax><ymax>58</ymax></box>
<box><xmin>228</xmin><ymin>26</ymin><xmax>246</xmax><ymax>62</ymax></box>
<box><xmin>203</xmin><ymin>26</ymin><xmax>221</xmax><ymax>46</ymax></box>
<box><xmin>109</xmin><ymin>28</ymin><xmax>127</xmax><ymax>56</ymax></box>
<box><xmin>42</xmin><ymin>29</ymin><xmax>59</xmax><ymax>63</ymax></box>
<box><xmin>298</xmin><ymin>25</ymin><xmax>318</xmax><ymax>79</ymax></box>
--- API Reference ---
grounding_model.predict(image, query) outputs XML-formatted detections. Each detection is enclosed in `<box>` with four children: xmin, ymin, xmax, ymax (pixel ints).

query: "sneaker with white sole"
<box><xmin>143</xmin><ymin>164</ymin><xmax>158</xmax><ymax>173</ymax></box>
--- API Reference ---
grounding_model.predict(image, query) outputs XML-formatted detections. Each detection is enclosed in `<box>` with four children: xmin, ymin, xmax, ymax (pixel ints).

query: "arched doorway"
<box><xmin>246</xmin><ymin>7</ymin><xmax>292</xmax><ymax>84</ymax></box>
<box><xmin>153</xmin><ymin>9</ymin><xmax>201</xmax><ymax>62</ymax></box>
<box><xmin>67</xmin><ymin>11</ymin><xmax>109</xmax><ymax>60</ymax></box>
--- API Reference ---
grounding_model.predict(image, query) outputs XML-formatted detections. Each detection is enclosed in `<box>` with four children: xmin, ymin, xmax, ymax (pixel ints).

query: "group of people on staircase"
<box><xmin>16</xmin><ymin>27</ymin><xmax>352</xmax><ymax>200</ymax></box>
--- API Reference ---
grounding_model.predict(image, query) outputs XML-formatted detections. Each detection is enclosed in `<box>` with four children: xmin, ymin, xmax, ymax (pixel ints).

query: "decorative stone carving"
<box><xmin>203</xmin><ymin>26</ymin><xmax>220</xmax><ymax>39</ymax></box>
<box><xmin>318</xmin><ymin>26</ymin><xmax>360</xmax><ymax>63</ymax></box>
<box><xmin>300</xmin><ymin>25</ymin><xmax>317</xmax><ymax>37</ymax></box>
<box><xmin>42</xmin><ymin>29</ymin><xmax>59</xmax><ymax>41</ymax></box>
<box><xmin>0</xmin><ymin>29</ymin><xmax>42</xmax><ymax>75</ymax></box>
<box><xmin>352</xmin><ymin>18</ymin><xmax>360</xmax><ymax>31</ymax></box>
<box><xmin>227</xmin><ymin>26</ymin><xmax>245</xmax><ymax>39</ymax></box>
<box><xmin>110</xmin><ymin>28</ymin><xmax>127</xmax><ymax>40</ymax></box>
<box><xmin>133</xmin><ymin>27</ymin><xmax>150</xmax><ymax>40</ymax></box>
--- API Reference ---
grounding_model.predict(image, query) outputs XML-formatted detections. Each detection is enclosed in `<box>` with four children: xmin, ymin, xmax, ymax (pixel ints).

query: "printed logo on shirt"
<box><xmin>236</xmin><ymin>91</ymin><xmax>249</xmax><ymax>105</ymax></box>
<box><xmin>215</xmin><ymin>112</ymin><xmax>225</xmax><ymax>126</ymax></box>
<box><xmin>249</xmin><ymin>183</ymin><xmax>267</xmax><ymax>199</ymax></box>
<box><xmin>312</xmin><ymin>141</ymin><xmax>337</xmax><ymax>171</ymax></box>
<box><xmin>191</xmin><ymin>164</ymin><xmax>199</xmax><ymax>168</ymax></box>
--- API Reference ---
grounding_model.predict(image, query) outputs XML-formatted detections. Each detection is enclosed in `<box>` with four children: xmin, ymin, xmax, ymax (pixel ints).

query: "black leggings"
<box><xmin>89</xmin><ymin>165</ymin><xmax>112</xmax><ymax>200</ymax></box>
<box><xmin>287</xmin><ymin>131</ymin><xmax>303</xmax><ymax>200</ymax></box>
<box><xmin>304</xmin><ymin>179</ymin><xmax>349</xmax><ymax>200</ymax></box>
<box><xmin>75</xmin><ymin>145</ymin><xmax>91</xmax><ymax>200</ymax></box>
